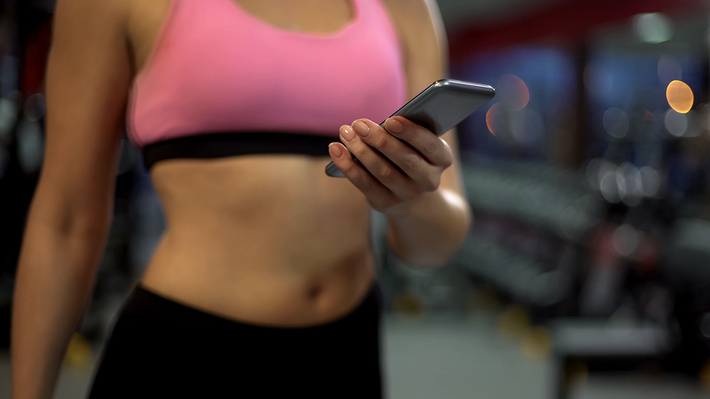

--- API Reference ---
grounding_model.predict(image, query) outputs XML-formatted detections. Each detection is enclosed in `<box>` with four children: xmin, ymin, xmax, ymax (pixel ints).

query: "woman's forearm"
<box><xmin>12</xmin><ymin>215</ymin><xmax>108</xmax><ymax>399</ymax></box>
<box><xmin>384</xmin><ymin>187</ymin><xmax>471</xmax><ymax>267</ymax></box>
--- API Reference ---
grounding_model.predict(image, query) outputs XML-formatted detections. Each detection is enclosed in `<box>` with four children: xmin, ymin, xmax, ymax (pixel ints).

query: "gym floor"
<box><xmin>0</xmin><ymin>312</ymin><xmax>707</xmax><ymax>398</ymax></box>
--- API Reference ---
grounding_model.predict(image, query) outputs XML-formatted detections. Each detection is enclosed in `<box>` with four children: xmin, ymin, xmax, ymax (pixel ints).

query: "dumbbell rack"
<box><xmin>452</xmin><ymin>158</ymin><xmax>602</xmax><ymax>317</ymax></box>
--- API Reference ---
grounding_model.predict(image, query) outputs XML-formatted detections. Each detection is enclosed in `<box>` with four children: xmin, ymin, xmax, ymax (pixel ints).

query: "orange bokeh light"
<box><xmin>486</xmin><ymin>103</ymin><xmax>500</xmax><ymax>135</ymax></box>
<box><xmin>666</xmin><ymin>80</ymin><xmax>693</xmax><ymax>113</ymax></box>
<box><xmin>498</xmin><ymin>74</ymin><xmax>530</xmax><ymax>111</ymax></box>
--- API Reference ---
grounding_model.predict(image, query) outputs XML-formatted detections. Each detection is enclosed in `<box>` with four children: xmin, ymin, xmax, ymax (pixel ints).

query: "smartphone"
<box><xmin>325</xmin><ymin>79</ymin><xmax>495</xmax><ymax>177</ymax></box>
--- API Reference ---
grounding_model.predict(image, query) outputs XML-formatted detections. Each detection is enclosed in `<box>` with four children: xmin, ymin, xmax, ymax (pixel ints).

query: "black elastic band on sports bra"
<box><xmin>142</xmin><ymin>132</ymin><xmax>336</xmax><ymax>170</ymax></box>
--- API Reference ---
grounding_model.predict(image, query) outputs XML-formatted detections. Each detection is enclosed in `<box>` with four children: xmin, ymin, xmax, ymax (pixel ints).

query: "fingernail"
<box><xmin>341</xmin><ymin>125</ymin><xmax>355</xmax><ymax>141</ymax></box>
<box><xmin>329</xmin><ymin>143</ymin><xmax>343</xmax><ymax>158</ymax></box>
<box><xmin>353</xmin><ymin>120</ymin><xmax>370</xmax><ymax>137</ymax></box>
<box><xmin>385</xmin><ymin>118</ymin><xmax>403</xmax><ymax>133</ymax></box>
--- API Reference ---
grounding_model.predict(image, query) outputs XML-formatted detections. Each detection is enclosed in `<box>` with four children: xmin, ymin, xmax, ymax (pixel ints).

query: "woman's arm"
<box><xmin>11</xmin><ymin>0</ymin><xmax>131</xmax><ymax>397</ymax></box>
<box><xmin>329</xmin><ymin>0</ymin><xmax>471</xmax><ymax>267</ymax></box>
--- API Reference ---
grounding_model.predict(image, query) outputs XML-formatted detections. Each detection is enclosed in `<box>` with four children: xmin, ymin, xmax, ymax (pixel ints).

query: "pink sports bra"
<box><xmin>127</xmin><ymin>0</ymin><xmax>407</xmax><ymax>169</ymax></box>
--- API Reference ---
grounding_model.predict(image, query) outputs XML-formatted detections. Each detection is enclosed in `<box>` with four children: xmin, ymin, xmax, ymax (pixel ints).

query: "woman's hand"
<box><xmin>328</xmin><ymin>116</ymin><xmax>454</xmax><ymax>214</ymax></box>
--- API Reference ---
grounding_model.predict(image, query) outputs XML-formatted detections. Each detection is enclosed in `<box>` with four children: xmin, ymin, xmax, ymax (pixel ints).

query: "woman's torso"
<box><xmin>123</xmin><ymin>0</ymin><xmax>406</xmax><ymax>326</ymax></box>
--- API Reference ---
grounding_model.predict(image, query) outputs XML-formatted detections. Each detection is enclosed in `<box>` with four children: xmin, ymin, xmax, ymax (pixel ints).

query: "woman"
<box><xmin>11</xmin><ymin>0</ymin><xmax>471</xmax><ymax>397</ymax></box>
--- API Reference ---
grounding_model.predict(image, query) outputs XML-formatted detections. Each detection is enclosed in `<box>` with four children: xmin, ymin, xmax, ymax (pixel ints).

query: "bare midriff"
<box><xmin>140</xmin><ymin>154</ymin><xmax>376</xmax><ymax>327</ymax></box>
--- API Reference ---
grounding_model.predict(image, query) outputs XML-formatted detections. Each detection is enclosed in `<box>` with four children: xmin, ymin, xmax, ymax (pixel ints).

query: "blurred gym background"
<box><xmin>2</xmin><ymin>0</ymin><xmax>710</xmax><ymax>398</ymax></box>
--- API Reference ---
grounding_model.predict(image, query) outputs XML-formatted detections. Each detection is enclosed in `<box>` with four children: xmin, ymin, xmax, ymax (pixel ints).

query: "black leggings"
<box><xmin>88</xmin><ymin>284</ymin><xmax>383</xmax><ymax>398</ymax></box>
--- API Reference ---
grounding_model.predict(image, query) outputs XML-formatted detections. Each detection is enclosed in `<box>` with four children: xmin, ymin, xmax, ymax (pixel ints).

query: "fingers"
<box><xmin>383</xmin><ymin>116</ymin><xmax>454</xmax><ymax>168</ymax></box>
<box><xmin>336</xmin><ymin>125</ymin><xmax>423</xmax><ymax>203</ymax></box>
<box><xmin>328</xmin><ymin>142</ymin><xmax>400</xmax><ymax>211</ymax></box>
<box><xmin>346</xmin><ymin>118</ymin><xmax>450</xmax><ymax>191</ymax></box>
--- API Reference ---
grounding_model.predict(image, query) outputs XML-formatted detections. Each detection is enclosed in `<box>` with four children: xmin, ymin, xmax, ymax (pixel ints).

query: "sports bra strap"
<box><xmin>142</xmin><ymin>132</ymin><xmax>336</xmax><ymax>170</ymax></box>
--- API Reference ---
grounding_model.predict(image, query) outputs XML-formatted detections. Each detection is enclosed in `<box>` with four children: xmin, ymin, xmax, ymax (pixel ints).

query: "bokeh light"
<box><xmin>612</xmin><ymin>224</ymin><xmax>639</xmax><ymax>257</ymax></box>
<box><xmin>666</xmin><ymin>80</ymin><xmax>693</xmax><ymax>113</ymax></box>
<box><xmin>587</xmin><ymin>158</ymin><xmax>616</xmax><ymax>189</ymax></box>
<box><xmin>633</xmin><ymin>13</ymin><xmax>674</xmax><ymax>44</ymax></box>
<box><xmin>619</xmin><ymin>163</ymin><xmax>643</xmax><ymax>206</ymax></box>
<box><xmin>664</xmin><ymin>109</ymin><xmax>688</xmax><ymax>136</ymax></box>
<box><xmin>486</xmin><ymin>102</ymin><xmax>501</xmax><ymax>135</ymax></box>
<box><xmin>600</xmin><ymin>170</ymin><xmax>621</xmax><ymax>203</ymax></box>
<box><xmin>24</xmin><ymin>93</ymin><xmax>45</xmax><ymax>122</ymax></box>
<box><xmin>615</xmin><ymin>170</ymin><xmax>628</xmax><ymax>200</ymax></box>
<box><xmin>603</xmin><ymin>107</ymin><xmax>630</xmax><ymax>138</ymax></box>
<box><xmin>639</xmin><ymin>166</ymin><xmax>661</xmax><ymax>197</ymax></box>
<box><xmin>17</xmin><ymin>119</ymin><xmax>44</xmax><ymax>174</ymax></box>
<box><xmin>497</xmin><ymin>74</ymin><xmax>530</xmax><ymax>111</ymax></box>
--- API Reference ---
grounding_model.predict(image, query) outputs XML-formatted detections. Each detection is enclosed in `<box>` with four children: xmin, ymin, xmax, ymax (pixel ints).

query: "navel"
<box><xmin>307</xmin><ymin>285</ymin><xmax>323</xmax><ymax>301</ymax></box>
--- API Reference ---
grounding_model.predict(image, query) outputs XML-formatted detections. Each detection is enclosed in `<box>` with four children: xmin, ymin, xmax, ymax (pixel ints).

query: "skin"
<box><xmin>10</xmin><ymin>0</ymin><xmax>471</xmax><ymax>398</ymax></box>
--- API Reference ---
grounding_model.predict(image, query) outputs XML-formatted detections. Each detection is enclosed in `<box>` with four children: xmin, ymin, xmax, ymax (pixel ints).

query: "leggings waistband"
<box><xmin>123</xmin><ymin>282</ymin><xmax>382</xmax><ymax>333</ymax></box>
